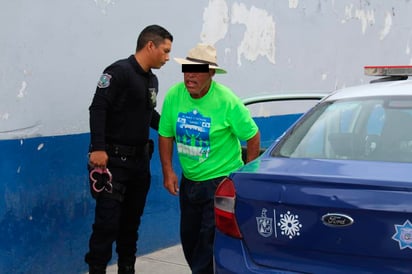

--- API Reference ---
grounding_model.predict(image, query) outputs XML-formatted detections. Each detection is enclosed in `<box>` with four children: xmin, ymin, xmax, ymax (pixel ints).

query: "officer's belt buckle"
<box><xmin>106</xmin><ymin>143</ymin><xmax>149</xmax><ymax>157</ymax></box>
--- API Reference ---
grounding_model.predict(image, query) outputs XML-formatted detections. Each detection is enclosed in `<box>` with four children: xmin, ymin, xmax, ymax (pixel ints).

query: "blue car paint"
<box><xmin>214</xmin><ymin>229</ymin><xmax>410</xmax><ymax>274</ymax></box>
<box><xmin>214</xmin><ymin>155</ymin><xmax>412</xmax><ymax>273</ymax></box>
<box><xmin>214</xmin><ymin>230</ymin><xmax>297</xmax><ymax>274</ymax></box>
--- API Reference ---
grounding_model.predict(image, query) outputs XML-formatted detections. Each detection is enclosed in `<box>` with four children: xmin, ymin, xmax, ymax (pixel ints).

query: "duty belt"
<box><xmin>106</xmin><ymin>143</ymin><xmax>146</xmax><ymax>157</ymax></box>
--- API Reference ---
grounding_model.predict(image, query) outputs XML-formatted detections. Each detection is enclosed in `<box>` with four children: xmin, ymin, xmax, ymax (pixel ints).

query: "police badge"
<box><xmin>148</xmin><ymin>87</ymin><xmax>157</xmax><ymax>108</ymax></box>
<box><xmin>97</xmin><ymin>73</ymin><xmax>112</xmax><ymax>88</ymax></box>
<box><xmin>256</xmin><ymin>208</ymin><xmax>273</xmax><ymax>237</ymax></box>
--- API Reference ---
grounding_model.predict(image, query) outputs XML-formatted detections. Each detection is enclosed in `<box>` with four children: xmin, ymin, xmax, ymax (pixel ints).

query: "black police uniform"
<box><xmin>85</xmin><ymin>55</ymin><xmax>159</xmax><ymax>270</ymax></box>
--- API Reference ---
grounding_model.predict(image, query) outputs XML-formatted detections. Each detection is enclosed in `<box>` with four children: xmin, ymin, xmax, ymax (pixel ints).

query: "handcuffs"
<box><xmin>89</xmin><ymin>167</ymin><xmax>113</xmax><ymax>193</ymax></box>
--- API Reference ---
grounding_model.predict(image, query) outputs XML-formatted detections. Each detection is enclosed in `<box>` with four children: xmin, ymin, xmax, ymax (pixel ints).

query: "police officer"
<box><xmin>85</xmin><ymin>25</ymin><xmax>173</xmax><ymax>274</ymax></box>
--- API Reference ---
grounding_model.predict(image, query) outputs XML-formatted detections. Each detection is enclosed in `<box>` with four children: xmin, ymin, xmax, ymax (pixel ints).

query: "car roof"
<box><xmin>324</xmin><ymin>79</ymin><xmax>412</xmax><ymax>101</ymax></box>
<box><xmin>241</xmin><ymin>92</ymin><xmax>328</xmax><ymax>105</ymax></box>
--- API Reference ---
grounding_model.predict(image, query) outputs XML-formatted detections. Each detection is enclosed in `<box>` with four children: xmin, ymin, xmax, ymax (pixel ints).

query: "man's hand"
<box><xmin>159</xmin><ymin>135</ymin><xmax>178</xmax><ymax>195</ymax></box>
<box><xmin>89</xmin><ymin>150</ymin><xmax>108</xmax><ymax>168</ymax></box>
<box><xmin>163</xmin><ymin>170</ymin><xmax>179</xmax><ymax>196</ymax></box>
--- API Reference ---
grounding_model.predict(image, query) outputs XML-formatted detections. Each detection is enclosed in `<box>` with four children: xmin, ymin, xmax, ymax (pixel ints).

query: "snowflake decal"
<box><xmin>277</xmin><ymin>211</ymin><xmax>302</xmax><ymax>239</ymax></box>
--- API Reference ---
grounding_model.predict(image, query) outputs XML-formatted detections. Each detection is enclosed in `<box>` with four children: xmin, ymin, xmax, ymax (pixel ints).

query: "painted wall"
<box><xmin>2</xmin><ymin>0</ymin><xmax>412</xmax><ymax>138</ymax></box>
<box><xmin>1</xmin><ymin>0</ymin><xmax>412</xmax><ymax>273</ymax></box>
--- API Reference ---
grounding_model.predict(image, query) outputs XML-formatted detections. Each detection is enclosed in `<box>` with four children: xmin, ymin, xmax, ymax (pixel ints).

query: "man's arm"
<box><xmin>150</xmin><ymin>110</ymin><xmax>160</xmax><ymax>130</ymax></box>
<box><xmin>89</xmin><ymin>94</ymin><xmax>109</xmax><ymax>168</ymax></box>
<box><xmin>159</xmin><ymin>135</ymin><xmax>179</xmax><ymax>195</ymax></box>
<box><xmin>246</xmin><ymin>130</ymin><xmax>261</xmax><ymax>163</ymax></box>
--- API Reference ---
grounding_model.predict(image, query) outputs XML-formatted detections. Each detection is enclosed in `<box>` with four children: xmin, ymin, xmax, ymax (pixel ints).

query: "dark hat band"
<box><xmin>186</xmin><ymin>57</ymin><xmax>218</xmax><ymax>67</ymax></box>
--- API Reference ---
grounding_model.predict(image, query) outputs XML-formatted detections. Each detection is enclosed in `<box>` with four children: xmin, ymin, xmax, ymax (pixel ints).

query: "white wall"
<box><xmin>1</xmin><ymin>0</ymin><xmax>411</xmax><ymax>138</ymax></box>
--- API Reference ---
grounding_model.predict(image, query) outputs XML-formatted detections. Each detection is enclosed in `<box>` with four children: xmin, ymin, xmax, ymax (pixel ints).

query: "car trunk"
<box><xmin>232</xmin><ymin>158</ymin><xmax>412</xmax><ymax>272</ymax></box>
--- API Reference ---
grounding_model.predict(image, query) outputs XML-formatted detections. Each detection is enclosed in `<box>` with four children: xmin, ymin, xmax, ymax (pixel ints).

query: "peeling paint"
<box><xmin>379</xmin><ymin>12</ymin><xmax>392</xmax><ymax>40</ymax></box>
<box><xmin>200</xmin><ymin>1</ymin><xmax>276</xmax><ymax>65</ymax></box>
<box><xmin>343</xmin><ymin>4</ymin><xmax>375</xmax><ymax>34</ymax></box>
<box><xmin>289</xmin><ymin>0</ymin><xmax>299</xmax><ymax>9</ymax></box>
<box><xmin>1</xmin><ymin>112</ymin><xmax>10</xmax><ymax>120</ymax></box>
<box><xmin>224</xmin><ymin>47</ymin><xmax>231</xmax><ymax>55</ymax></box>
<box><xmin>231</xmin><ymin>3</ymin><xmax>276</xmax><ymax>65</ymax></box>
<box><xmin>18</xmin><ymin>80</ymin><xmax>27</xmax><ymax>99</ymax></box>
<box><xmin>37</xmin><ymin>143</ymin><xmax>44</xmax><ymax>151</ymax></box>
<box><xmin>201</xmin><ymin>0</ymin><xmax>229</xmax><ymax>45</ymax></box>
<box><xmin>94</xmin><ymin>0</ymin><xmax>115</xmax><ymax>14</ymax></box>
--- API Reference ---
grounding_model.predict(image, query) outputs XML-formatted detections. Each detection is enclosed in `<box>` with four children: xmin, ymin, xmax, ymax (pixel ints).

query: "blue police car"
<box><xmin>214</xmin><ymin>66</ymin><xmax>412</xmax><ymax>273</ymax></box>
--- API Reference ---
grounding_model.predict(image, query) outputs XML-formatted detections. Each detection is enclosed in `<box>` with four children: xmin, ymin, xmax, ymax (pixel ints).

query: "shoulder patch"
<box><xmin>97</xmin><ymin>73</ymin><xmax>112</xmax><ymax>88</ymax></box>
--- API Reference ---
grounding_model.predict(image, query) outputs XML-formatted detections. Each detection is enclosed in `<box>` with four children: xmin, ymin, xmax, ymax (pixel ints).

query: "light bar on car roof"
<box><xmin>364</xmin><ymin>65</ymin><xmax>412</xmax><ymax>76</ymax></box>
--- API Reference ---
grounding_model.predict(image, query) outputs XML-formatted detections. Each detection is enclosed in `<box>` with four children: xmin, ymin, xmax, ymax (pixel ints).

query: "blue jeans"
<box><xmin>179</xmin><ymin>175</ymin><xmax>225</xmax><ymax>274</ymax></box>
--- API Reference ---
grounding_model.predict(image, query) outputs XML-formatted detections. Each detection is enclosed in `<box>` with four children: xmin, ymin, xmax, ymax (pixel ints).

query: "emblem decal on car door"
<box><xmin>392</xmin><ymin>219</ymin><xmax>412</xmax><ymax>250</ymax></box>
<box><xmin>256</xmin><ymin>209</ymin><xmax>302</xmax><ymax>239</ymax></box>
<box><xmin>256</xmin><ymin>208</ymin><xmax>273</xmax><ymax>237</ymax></box>
<box><xmin>277</xmin><ymin>211</ymin><xmax>302</xmax><ymax>239</ymax></box>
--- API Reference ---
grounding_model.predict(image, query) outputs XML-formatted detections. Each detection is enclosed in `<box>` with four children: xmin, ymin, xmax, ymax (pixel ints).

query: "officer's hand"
<box><xmin>163</xmin><ymin>171</ymin><xmax>179</xmax><ymax>196</ymax></box>
<box><xmin>89</xmin><ymin>150</ymin><xmax>108</xmax><ymax>169</ymax></box>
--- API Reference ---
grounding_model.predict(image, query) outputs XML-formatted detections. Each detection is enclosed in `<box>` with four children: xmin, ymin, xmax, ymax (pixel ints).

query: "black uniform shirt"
<box><xmin>89</xmin><ymin>55</ymin><xmax>160</xmax><ymax>151</ymax></box>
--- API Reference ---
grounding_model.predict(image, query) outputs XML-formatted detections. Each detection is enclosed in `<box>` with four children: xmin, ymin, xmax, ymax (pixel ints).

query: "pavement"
<box><xmin>104</xmin><ymin>244</ymin><xmax>191</xmax><ymax>274</ymax></box>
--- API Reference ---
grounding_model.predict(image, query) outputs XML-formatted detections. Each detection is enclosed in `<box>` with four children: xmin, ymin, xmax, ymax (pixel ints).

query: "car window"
<box><xmin>246</xmin><ymin>98</ymin><xmax>321</xmax><ymax>149</ymax></box>
<box><xmin>247</xmin><ymin>100</ymin><xmax>320</xmax><ymax>117</ymax></box>
<box><xmin>273</xmin><ymin>96</ymin><xmax>412</xmax><ymax>162</ymax></box>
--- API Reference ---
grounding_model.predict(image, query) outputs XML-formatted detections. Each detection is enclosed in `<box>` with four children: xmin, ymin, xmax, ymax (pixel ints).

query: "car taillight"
<box><xmin>214</xmin><ymin>177</ymin><xmax>242</xmax><ymax>239</ymax></box>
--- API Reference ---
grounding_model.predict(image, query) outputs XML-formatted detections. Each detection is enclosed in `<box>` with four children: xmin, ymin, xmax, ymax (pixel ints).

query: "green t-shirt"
<box><xmin>159</xmin><ymin>81</ymin><xmax>258</xmax><ymax>181</ymax></box>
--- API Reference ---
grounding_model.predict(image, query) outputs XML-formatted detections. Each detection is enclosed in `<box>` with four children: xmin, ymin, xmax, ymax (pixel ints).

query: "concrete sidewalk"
<box><xmin>105</xmin><ymin>244</ymin><xmax>190</xmax><ymax>274</ymax></box>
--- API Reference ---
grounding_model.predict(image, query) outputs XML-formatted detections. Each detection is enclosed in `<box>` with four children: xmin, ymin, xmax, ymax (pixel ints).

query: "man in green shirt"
<box><xmin>158</xmin><ymin>44</ymin><xmax>260</xmax><ymax>274</ymax></box>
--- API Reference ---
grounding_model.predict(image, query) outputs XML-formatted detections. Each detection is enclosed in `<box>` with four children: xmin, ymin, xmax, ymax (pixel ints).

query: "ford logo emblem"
<box><xmin>322</xmin><ymin>213</ymin><xmax>354</xmax><ymax>227</ymax></box>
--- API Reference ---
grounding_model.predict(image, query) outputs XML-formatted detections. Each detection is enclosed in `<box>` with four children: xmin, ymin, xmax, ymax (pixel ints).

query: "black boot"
<box><xmin>88</xmin><ymin>264</ymin><xmax>106</xmax><ymax>274</ymax></box>
<box><xmin>118</xmin><ymin>264</ymin><xmax>134</xmax><ymax>274</ymax></box>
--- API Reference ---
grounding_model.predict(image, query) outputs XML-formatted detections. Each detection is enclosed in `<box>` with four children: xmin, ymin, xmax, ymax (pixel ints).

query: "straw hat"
<box><xmin>174</xmin><ymin>43</ymin><xmax>226</xmax><ymax>74</ymax></box>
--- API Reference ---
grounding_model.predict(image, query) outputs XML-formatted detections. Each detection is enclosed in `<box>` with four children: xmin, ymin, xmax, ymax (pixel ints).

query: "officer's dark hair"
<box><xmin>136</xmin><ymin>25</ymin><xmax>173</xmax><ymax>52</ymax></box>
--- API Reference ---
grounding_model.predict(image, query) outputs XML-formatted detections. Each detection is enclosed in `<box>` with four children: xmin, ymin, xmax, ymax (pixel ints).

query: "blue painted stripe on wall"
<box><xmin>0</xmin><ymin>132</ymin><xmax>181</xmax><ymax>273</ymax></box>
<box><xmin>253</xmin><ymin>114</ymin><xmax>302</xmax><ymax>148</ymax></box>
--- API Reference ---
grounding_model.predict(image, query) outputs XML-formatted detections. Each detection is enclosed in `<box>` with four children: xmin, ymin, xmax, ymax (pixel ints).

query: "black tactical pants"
<box><xmin>85</xmin><ymin>150</ymin><xmax>151</xmax><ymax>269</ymax></box>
